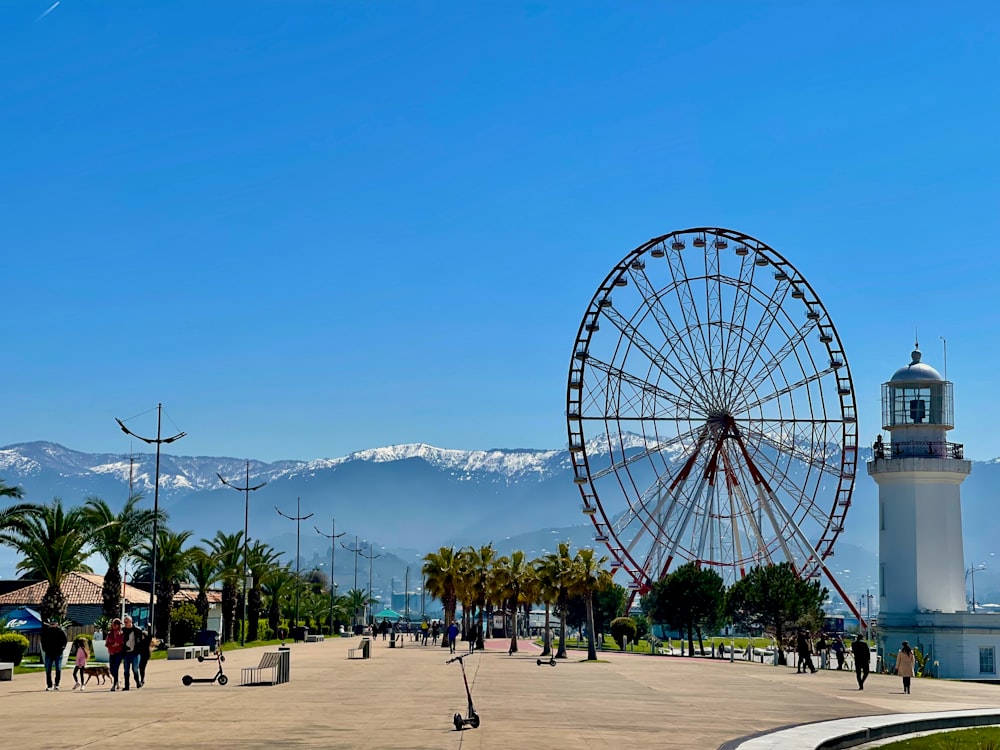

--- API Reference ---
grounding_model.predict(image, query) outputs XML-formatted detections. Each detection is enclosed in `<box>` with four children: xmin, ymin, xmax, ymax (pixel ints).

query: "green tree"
<box><xmin>568</xmin><ymin>548</ymin><xmax>613</xmax><ymax>661</ymax></box>
<box><xmin>540</xmin><ymin>542</ymin><xmax>574</xmax><ymax>659</ymax></box>
<box><xmin>423</xmin><ymin>546</ymin><xmax>460</xmax><ymax>647</ymax></box>
<box><xmin>246</xmin><ymin>541</ymin><xmax>282</xmax><ymax>641</ymax></box>
<box><xmin>133</xmin><ymin>528</ymin><xmax>194</xmax><ymax>645</ymax></box>
<box><xmin>491</xmin><ymin>550</ymin><xmax>535</xmax><ymax>654</ymax></box>
<box><xmin>645</xmin><ymin>562</ymin><xmax>726</xmax><ymax>657</ymax></box>
<box><xmin>0</xmin><ymin>498</ymin><xmax>92</xmax><ymax>622</ymax></box>
<box><xmin>204</xmin><ymin>531</ymin><xmax>244</xmax><ymax>643</ymax></box>
<box><xmin>609</xmin><ymin>616</ymin><xmax>637</xmax><ymax>650</ymax></box>
<box><xmin>186</xmin><ymin>546</ymin><xmax>220</xmax><ymax>631</ymax></box>
<box><xmin>725</xmin><ymin>562</ymin><xmax>827</xmax><ymax>666</ymax></box>
<box><xmin>81</xmin><ymin>494</ymin><xmax>163</xmax><ymax>622</ymax></box>
<box><xmin>459</xmin><ymin>543</ymin><xmax>496</xmax><ymax>650</ymax></box>
<box><xmin>261</xmin><ymin>565</ymin><xmax>296</xmax><ymax>637</ymax></box>
<box><xmin>0</xmin><ymin>481</ymin><xmax>29</xmax><ymax>537</ymax></box>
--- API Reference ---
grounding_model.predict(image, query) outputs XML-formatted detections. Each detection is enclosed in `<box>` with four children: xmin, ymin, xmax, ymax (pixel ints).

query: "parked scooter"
<box><xmin>446</xmin><ymin>653</ymin><xmax>480</xmax><ymax>730</ymax></box>
<box><xmin>182</xmin><ymin>649</ymin><xmax>228</xmax><ymax>686</ymax></box>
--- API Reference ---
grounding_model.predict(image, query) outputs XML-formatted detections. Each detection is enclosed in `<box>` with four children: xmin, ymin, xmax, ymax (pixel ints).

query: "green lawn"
<box><xmin>876</xmin><ymin>727</ymin><xmax>1000</xmax><ymax>749</ymax></box>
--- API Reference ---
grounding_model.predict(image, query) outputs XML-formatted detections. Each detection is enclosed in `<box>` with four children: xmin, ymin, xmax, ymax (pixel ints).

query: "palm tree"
<box><xmin>187</xmin><ymin>546</ymin><xmax>221</xmax><ymax>631</ymax></box>
<box><xmin>534</xmin><ymin>552</ymin><xmax>560</xmax><ymax>656</ymax></box>
<box><xmin>261</xmin><ymin>565</ymin><xmax>296</xmax><ymax>638</ymax></box>
<box><xmin>423</xmin><ymin>546</ymin><xmax>460</xmax><ymax>647</ymax></box>
<box><xmin>0</xmin><ymin>498</ymin><xmax>91</xmax><ymax>622</ymax></box>
<box><xmin>0</xmin><ymin>482</ymin><xmax>30</xmax><ymax>537</ymax></box>
<box><xmin>570</xmin><ymin>548</ymin><xmax>613</xmax><ymax>661</ymax></box>
<box><xmin>341</xmin><ymin>587</ymin><xmax>372</xmax><ymax>632</ymax></box>
<box><xmin>460</xmin><ymin>543</ymin><xmax>496</xmax><ymax>650</ymax></box>
<box><xmin>246</xmin><ymin>541</ymin><xmax>282</xmax><ymax>641</ymax></box>
<box><xmin>541</xmin><ymin>542</ymin><xmax>574</xmax><ymax>659</ymax></box>
<box><xmin>204</xmin><ymin>531</ymin><xmax>244</xmax><ymax>643</ymax></box>
<box><xmin>492</xmin><ymin>550</ymin><xmax>535</xmax><ymax>654</ymax></box>
<box><xmin>81</xmin><ymin>494</ymin><xmax>163</xmax><ymax>621</ymax></box>
<box><xmin>134</xmin><ymin>528</ymin><xmax>194</xmax><ymax>645</ymax></box>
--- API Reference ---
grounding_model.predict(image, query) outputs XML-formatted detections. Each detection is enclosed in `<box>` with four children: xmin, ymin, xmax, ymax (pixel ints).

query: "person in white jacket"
<box><xmin>896</xmin><ymin>641</ymin><xmax>916</xmax><ymax>694</ymax></box>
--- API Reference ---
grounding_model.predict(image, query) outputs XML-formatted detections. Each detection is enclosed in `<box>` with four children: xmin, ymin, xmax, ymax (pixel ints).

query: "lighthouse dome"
<box><xmin>890</xmin><ymin>349</ymin><xmax>943</xmax><ymax>383</ymax></box>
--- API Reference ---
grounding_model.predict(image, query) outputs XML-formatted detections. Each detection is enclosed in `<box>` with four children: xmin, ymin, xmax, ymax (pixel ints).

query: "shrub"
<box><xmin>170</xmin><ymin>603</ymin><xmax>202</xmax><ymax>646</ymax></box>
<box><xmin>0</xmin><ymin>632</ymin><xmax>30</xmax><ymax>665</ymax></box>
<box><xmin>256</xmin><ymin>619</ymin><xmax>273</xmax><ymax>641</ymax></box>
<box><xmin>632</xmin><ymin>614</ymin><xmax>650</xmax><ymax>641</ymax></box>
<box><xmin>610</xmin><ymin>617</ymin><xmax>637</xmax><ymax>651</ymax></box>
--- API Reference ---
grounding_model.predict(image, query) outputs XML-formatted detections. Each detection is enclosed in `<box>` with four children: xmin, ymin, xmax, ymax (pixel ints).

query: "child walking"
<box><xmin>72</xmin><ymin>637</ymin><xmax>90</xmax><ymax>690</ymax></box>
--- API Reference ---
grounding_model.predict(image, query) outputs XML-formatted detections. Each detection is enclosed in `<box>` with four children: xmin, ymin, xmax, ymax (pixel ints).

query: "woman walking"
<box><xmin>106</xmin><ymin>618</ymin><xmax>124</xmax><ymax>691</ymax></box>
<box><xmin>896</xmin><ymin>641</ymin><xmax>916</xmax><ymax>694</ymax></box>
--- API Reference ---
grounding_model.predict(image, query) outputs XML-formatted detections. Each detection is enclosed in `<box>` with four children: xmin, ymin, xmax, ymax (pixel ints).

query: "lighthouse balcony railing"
<box><xmin>872</xmin><ymin>441</ymin><xmax>964</xmax><ymax>461</ymax></box>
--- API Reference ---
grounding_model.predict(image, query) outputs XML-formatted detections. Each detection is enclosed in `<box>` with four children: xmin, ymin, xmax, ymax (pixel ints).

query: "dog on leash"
<box><xmin>83</xmin><ymin>665</ymin><xmax>112</xmax><ymax>685</ymax></box>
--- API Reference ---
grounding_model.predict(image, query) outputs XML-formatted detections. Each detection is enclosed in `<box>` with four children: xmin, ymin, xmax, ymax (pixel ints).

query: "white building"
<box><xmin>868</xmin><ymin>347</ymin><xmax>1000</xmax><ymax>680</ymax></box>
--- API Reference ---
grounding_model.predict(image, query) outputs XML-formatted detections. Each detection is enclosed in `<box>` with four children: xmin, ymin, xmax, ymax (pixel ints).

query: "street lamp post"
<box><xmin>967</xmin><ymin>563</ymin><xmax>987</xmax><ymax>613</ymax></box>
<box><xmin>275</xmin><ymin>498</ymin><xmax>313</xmax><ymax>631</ymax></box>
<box><xmin>361</xmin><ymin>545</ymin><xmax>381</xmax><ymax>625</ymax></box>
<box><xmin>315</xmin><ymin>518</ymin><xmax>344</xmax><ymax>633</ymax></box>
<box><xmin>218</xmin><ymin>461</ymin><xmax>267</xmax><ymax>646</ymax></box>
<box><xmin>116</xmin><ymin>403</ymin><xmax>186</xmax><ymax>639</ymax></box>
<box><xmin>341</xmin><ymin>536</ymin><xmax>364</xmax><ymax>627</ymax></box>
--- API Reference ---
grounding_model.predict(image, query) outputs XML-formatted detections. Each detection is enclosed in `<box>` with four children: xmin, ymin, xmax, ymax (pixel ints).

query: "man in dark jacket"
<box><xmin>852</xmin><ymin>634</ymin><xmax>871</xmax><ymax>690</ymax></box>
<box><xmin>40</xmin><ymin>620</ymin><xmax>68</xmax><ymax>691</ymax></box>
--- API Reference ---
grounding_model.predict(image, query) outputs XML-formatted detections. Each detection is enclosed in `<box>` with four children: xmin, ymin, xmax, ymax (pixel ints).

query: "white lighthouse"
<box><xmin>868</xmin><ymin>347</ymin><xmax>1000</xmax><ymax>680</ymax></box>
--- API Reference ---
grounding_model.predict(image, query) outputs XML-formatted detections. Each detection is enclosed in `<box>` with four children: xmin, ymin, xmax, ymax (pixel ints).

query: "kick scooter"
<box><xmin>446</xmin><ymin>653</ymin><xmax>480</xmax><ymax>730</ymax></box>
<box><xmin>182</xmin><ymin>649</ymin><xmax>228</xmax><ymax>686</ymax></box>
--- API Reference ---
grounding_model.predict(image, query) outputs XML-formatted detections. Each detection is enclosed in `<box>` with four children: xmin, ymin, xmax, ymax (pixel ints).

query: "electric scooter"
<box><xmin>446</xmin><ymin>653</ymin><xmax>480</xmax><ymax>730</ymax></box>
<box><xmin>182</xmin><ymin>649</ymin><xmax>228</xmax><ymax>686</ymax></box>
<box><xmin>537</xmin><ymin>656</ymin><xmax>556</xmax><ymax>666</ymax></box>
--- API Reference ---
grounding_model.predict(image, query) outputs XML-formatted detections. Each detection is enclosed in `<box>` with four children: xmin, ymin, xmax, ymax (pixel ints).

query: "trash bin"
<box><xmin>277</xmin><ymin>646</ymin><xmax>290</xmax><ymax>682</ymax></box>
<box><xmin>362</xmin><ymin>638</ymin><xmax>371</xmax><ymax>659</ymax></box>
<box><xmin>291</xmin><ymin>626</ymin><xmax>308</xmax><ymax>642</ymax></box>
<box><xmin>194</xmin><ymin>630</ymin><xmax>219</xmax><ymax>650</ymax></box>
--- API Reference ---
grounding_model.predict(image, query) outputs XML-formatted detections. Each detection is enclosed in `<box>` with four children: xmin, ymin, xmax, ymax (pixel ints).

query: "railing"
<box><xmin>872</xmin><ymin>440</ymin><xmax>964</xmax><ymax>460</ymax></box>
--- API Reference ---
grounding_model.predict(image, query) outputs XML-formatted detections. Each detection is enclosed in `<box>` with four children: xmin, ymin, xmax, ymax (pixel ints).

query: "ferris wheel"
<box><xmin>566</xmin><ymin>227</ymin><xmax>860</xmax><ymax>610</ymax></box>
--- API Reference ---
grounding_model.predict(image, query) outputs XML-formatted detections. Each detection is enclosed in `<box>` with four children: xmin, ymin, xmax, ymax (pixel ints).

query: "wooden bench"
<box><xmin>241</xmin><ymin>651</ymin><xmax>284</xmax><ymax>686</ymax></box>
<box><xmin>305</xmin><ymin>634</ymin><xmax>324</xmax><ymax>642</ymax></box>
<box><xmin>167</xmin><ymin>645</ymin><xmax>211</xmax><ymax>660</ymax></box>
<box><xmin>347</xmin><ymin>637</ymin><xmax>371</xmax><ymax>659</ymax></box>
<box><xmin>0</xmin><ymin>662</ymin><xmax>13</xmax><ymax>681</ymax></box>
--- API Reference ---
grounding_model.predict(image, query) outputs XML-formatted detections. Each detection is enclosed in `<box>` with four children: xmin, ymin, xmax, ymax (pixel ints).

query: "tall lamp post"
<box><xmin>275</xmin><ymin>498</ymin><xmax>313</xmax><ymax>630</ymax></box>
<box><xmin>361</xmin><ymin>545</ymin><xmax>381</xmax><ymax>625</ymax></box>
<box><xmin>116</xmin><ymin>403</ymin><xmax>185</xmax><ymax>638</ymax></box>
<box><xmin>217</xmin><ymin>461</ymin><xmax>267</xmax><ymax>646</ymax></box>
<box><xmin>967</xmin><ymin>563</ymin><xmax>987</xmax><ymax>613</ymax></box>
<box><xmin>341</xmin><ymin>536</ymin><xmax>364</xmax><ymax>627</ymax></box>
<box><xmin>315</xmin><ymin>518</ymin><xmax>344</xmax><ymax>633</ymax></box>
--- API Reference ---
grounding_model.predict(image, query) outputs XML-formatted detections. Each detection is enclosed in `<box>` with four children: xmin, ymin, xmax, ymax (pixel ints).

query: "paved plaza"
<box><xmin>2</xmin><ymin>636</ymin><xmax>999</xmax><ymax>749</ymax></box>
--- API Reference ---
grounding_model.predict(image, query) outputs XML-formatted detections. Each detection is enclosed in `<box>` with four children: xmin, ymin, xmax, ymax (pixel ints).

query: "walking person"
<box><xmin>467</xmin><ymin>623</ymin><xmax>478</xmax><ymax>654</ymax></box>
<box><xmin>421</xmin><ymin>619</ymin><xmax>429</xmax><ymax>646</ymax></box>
<box><xmin>106</xmin><ymin>618</ymin><xmax>125</xmax><ymax>691</ymax></box>
<box><xmin>41</xmin><ymin>619</ymin><xmax>68</xmax><ymax>691</ymax></box>
<box><xmin>832</xmin><ymin>635</ymin><xmax>846</xmax><ymax>670</ymax></box>
<box><xmin>120</xmin><ymin>615</ymin><xmax>142</xmax><ymax>690</ymax></box>
<box><xmin>896</xmin><ymin>641</ymin><xmax>916</xmax><ymax>694</ymax></box>
<box><xmin>796</xmin><ymin>629</ymin><xmax>816</xmax><ymax>673</ymax></box>
<box><xmin>71</xmin><ymin>636</ymin><xmax>90</xmax><ymax>690</ymax></box>
<box><xmin>852</xmin><ymin>634</ymin><xmax>871</xmax><ymax>690</ymax></box>
<box><xmin>137</xmin><ymin>627</ymin><xmax>155</xmax><ymax>688</ymax></box>
<box><xmin>447</xmin><ymin>620</ymin><xmax>459</xmax><ymax>654</ymax></box>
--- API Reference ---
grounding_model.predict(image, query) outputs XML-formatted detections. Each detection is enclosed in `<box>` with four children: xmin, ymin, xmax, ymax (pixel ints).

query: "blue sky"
<box><xmin>2</xmin><ymin>2</ymin><xmax>998</xmax><ymax>462</ymax></box>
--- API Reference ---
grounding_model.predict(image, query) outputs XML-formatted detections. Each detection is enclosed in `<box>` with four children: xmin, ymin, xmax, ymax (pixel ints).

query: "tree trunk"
<box><xmin>156</xmin><ymin>581</ymin><xmax>173</xmax><ymax>646</ymax></box>
<box><xmin>103</xmin><ymin>566</ymin><xmax>122</xmax><ymax>622</ymax></box>
<box><xmin>687</xmin><ymin>623</ymin><xmax>695</xmax><ymax>659</ymax></box>
<box><xmin>195</xmin><ymin>592</ymin><xmax>210</xmax><ymax>630</ymax></box>
<box><xmin>697</xmin><ymin>625</ymin><xmax>704</xmax><ymax>657</ymax></box>
<box><xmin>221</xmin><ymin>581</ymin><xmax>237</xmax><ymax>643</ymax></box>
<box><xmin>541</xmin><ymin>603</ymin><xmax>552</xmax><ymax>656</ymax></box>
<box><xmin>248</xmin><ymin>587</ymin><xmax>262</xmax><ymax>642</ymax></box>
<box><xmin>508</xmin><ymin>601</ymin><xmax>519</xmax><ymax>654</ymax></box>
<box><xmin>268</xmin><ymin>600</ymin><xmax>280</xmax><ymax>639</ymax></box>
<box><xmin>476</xmin><ymin>607</ymin><xmax>485</xmax><ymax>650</ymax></box>
<box><xmin>585</xmin><ymin>595</ymin><xmax>598</xmax><ymax>661</ymax></box>
<box><xmin>556</xmin><ymin>607</ymin><xmax>568</xmax><ymax>659</ymax></box>
<box><xmin>41</xmin><ymin>582</ymin><xmax>68</xmax><ymax>623</ymax></box>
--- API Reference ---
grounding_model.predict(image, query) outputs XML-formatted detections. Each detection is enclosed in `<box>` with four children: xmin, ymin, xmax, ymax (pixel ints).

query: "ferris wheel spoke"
<box><xmin>581</xmin><ymin>355</ymin><xmax>701</xmax><ymax>416</ymax></box>
<box><xmin>704</xmin><ymin>243</ymin><xmax>724</xmax><ymax>397</ymax></box>
<box><xmin>735</xmin><ymin>318</ymin><xmax>820</xmax><ymax>403</ymax></box>
<box><xmin>736</xmin><ymin>366</ymin><xmax>838</xmax><ymax>414</ymax></box>
<box><xmin>588</xmin><ymin>424</ymin><xmax>703</xmax><ymax>481</ymax></box>
<box><xmin>741</xmin><ymin>424</ymin><xmax>845</xmax><ymax>478</ymax></box>
<box><xmin>720</xmin><ymin>255</ymin><xmax>758</xmax><ymax>388</ymax></box>
<box><xmin>630</xmin><ymin>267</ymin><xmax>713</xmax><ymax>398</ymax></box>
<box><xmin>749</xmin><ymin>449</ymin><xmax>832</xmax><ymax>529</ymax></box>
<box><xmin>723</xmin><ymin>283</ymin><xmax>792</xmax><ymax>405</ymax></box>
<box><xmin>599</xmin><ymin>304</ymin><xmax>713</xmax><ymax>405</ymax></box>
<box><xmin>665</xmin><ymin>248</ymin><xmax>715</xmax><ymax>390</ymax></box>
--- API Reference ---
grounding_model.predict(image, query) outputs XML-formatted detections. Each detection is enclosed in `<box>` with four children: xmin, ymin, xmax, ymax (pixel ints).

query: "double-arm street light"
<box><xmin>275</xmin><ymin>498</ymin><xmax>313</xmax><ymax>630</ymax></box>
<box><xmin>315</xmin><ymin>518</ymin><xmax>344</xmax><ymax>633</ymax></box>
<box><xmin>361</xmin><ymin>545</ymin><xmax>381</xmax><ymax>625</ymax></box>
<box><xmin>341</xmin><ymin>536</ymin><xmax>364</xmax><ymax>628</ymax></box>
<box><xmin>218</xmin><ymin>462</ymin><xmax>267</xmax><ymax>646</ymax></box>
<box><xmin>967</xmin><ymin>563</ymin><xmax>988</xmax><ymax>613</ymax></box>
<box><xmin>116</xmin><ymin>403</ymin><xmax>186</xmax><ymax>639</ymax></box>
